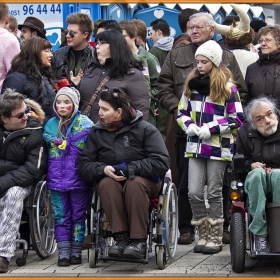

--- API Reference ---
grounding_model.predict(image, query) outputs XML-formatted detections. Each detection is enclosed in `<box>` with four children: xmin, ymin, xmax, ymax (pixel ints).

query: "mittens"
<box><xmin>197</xmin><ymin>125</ymin><xmax>211</xmax><ymax>140</ymax></box>
<box><xmin>187</xmin><ymin>123</ymin><xmax>200</xmax><ymax>136</ymax></box>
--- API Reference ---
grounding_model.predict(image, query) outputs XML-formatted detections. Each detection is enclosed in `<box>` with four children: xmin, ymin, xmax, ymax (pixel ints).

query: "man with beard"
<box><xmin>236</xmin><ymin>97</ymin><xmax>280</xmax><ymax>255</ymax></box>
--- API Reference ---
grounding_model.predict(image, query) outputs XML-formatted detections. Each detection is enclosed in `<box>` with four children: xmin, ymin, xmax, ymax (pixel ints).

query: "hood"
<box><xmin>153</xmin><ymin>37</ymin><xmax>174</xmax><ymax>51</ymax></box>
<box><xmin>25</xmin><ymin>98</ymin><xmax>45</xmax><ymax>124</ymax></box>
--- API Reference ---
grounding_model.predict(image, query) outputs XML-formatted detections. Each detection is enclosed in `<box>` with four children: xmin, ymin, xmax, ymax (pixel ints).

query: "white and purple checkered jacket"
<box><xmin>177</xmin><ymin>82</ymin><xmax>245</xmax><ymax>161</ymax></box>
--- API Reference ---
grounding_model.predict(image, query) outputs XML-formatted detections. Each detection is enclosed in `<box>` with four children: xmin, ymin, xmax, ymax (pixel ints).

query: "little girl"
<box><xmin>43</xmin><ymin>80</ymin><xmax>93</xmax><ymax>266</ymax></box>
<box><xmin>177</xmin><ymin>40</ymin><xmax>245</xmax><ymax>254</ymax></box>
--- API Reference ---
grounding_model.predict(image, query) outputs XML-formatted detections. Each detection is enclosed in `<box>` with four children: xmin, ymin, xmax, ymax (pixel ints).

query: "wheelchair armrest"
<box><xmin>232</xmin><ymin>154</ymin><xmax>246</xmax><ymax>174</ymax></box>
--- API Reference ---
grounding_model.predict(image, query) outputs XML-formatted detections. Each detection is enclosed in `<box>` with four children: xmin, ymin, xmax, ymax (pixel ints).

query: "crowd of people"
<box><xmin>0</xmin><ymin>1</ymin><xmax>279</xmax><ymax>274</ymax></box>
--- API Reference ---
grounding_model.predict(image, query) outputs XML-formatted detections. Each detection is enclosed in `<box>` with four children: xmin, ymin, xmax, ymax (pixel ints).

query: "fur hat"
<box><xmin>195</xmin><ymin>40</ymin><xmax>223</xmax><ymax>67</ymax></box>
<box><xmin>54</xmin><ymin>87</ymin><xmax>80</xmax><ymax>119</ymax></box>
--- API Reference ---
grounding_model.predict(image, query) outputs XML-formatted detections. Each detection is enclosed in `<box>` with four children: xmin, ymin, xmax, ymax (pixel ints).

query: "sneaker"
<box><xmin>254</xmin><ymin>235</ymin><xmax>269</xmax><ymax>254</ymax></box>
<box><xmin>123</xmin><ymin>240</ymin><xmax>147</xmax><ymax>259</ymax></box>
<box><xmin>57</xmin><ymin>258</ymin><xmax>70</xmax><ymax>266</ymax></box>
<box><xmin>108</xmin><ymin>232</ymin><xmax>129</xmax><ymax>257</ymax></box>
<box><xmin>177</xmin><ymin>232</ymin><xmax>195</xmax><ymax>245</ymax></box>
<box><xmin>222</xmin><ymin>230</ymin><xmax>230</xmax><ymax>244</ymax></box>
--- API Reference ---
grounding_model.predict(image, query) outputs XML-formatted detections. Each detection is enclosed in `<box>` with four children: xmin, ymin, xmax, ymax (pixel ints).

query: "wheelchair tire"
<box><xmin>89</xmin><ymin>248</ymin><xmax>97</xmax><ymax>268</ymax></box>
<box><xmin>29</xmin><ymin>181</ymin><xmax>57</xmax><ymax>259</ymax></box>
<box><xmin>162</xmin><ymin>180</ymin><xmax>178</xmax><ymax>259</ymax></box>
<box><xmin>230</xmin><ymin>212</ymin><xmax>246</xmax><ymax>273</ymax></box>
<box><xmin>16</xmin><ymin>256</ymin><xmax>26</xmax><ymax>267</ymax></box>
<box><xmin>156</xmin><ymin>247</ymin><xmax>166</xmax><ymax>270</ymax></box>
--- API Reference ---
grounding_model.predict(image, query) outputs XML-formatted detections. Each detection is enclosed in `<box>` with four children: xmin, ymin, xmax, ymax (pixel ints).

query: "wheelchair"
<box><xmin>88</xmin><ymin>176</ymin><xmax>178</xmax><ymax>270</ymax></box>
<box><xmin>16</xmin><ymin>180</ymin><xmax>57</xmax><ymax>266</ymax></box>
<box><xmin>228</xmin><ymin>154</ymin><xmax>280</xmax><ymax>273</ymax></box>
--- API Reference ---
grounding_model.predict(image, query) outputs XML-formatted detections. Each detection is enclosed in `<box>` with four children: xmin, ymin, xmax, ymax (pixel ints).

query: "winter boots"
<box><xmin>192</xmin><ymin>217</ymin><xmax>224</xmax><ymax>254</ymax></box>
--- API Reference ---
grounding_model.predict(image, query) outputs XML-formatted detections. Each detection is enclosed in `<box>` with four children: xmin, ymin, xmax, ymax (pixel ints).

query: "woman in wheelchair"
<box><xmin>236</xmin><ymin>97</ymin><xmax>280</xmax><ymax>254</ymax></box>
<box><xmin>78</xmin><ymin>88</ymin><xmax>170</xmax><ymax>259</ymax></box>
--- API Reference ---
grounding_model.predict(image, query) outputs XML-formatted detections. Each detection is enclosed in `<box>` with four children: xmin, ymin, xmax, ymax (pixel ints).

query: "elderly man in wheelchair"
<box><xmin>78</xmin><ymin>89</ymin><xmax>170</xmax><ymax>260</ymax></box>
<box><xmin>0</xmin><ymin>90</ymin><xmax>47</xmax><ymax>273</ymax></box>
<box><xmin>236</xmin><ymin>96</ymin><xmax>280</xmax><ymax>255</ymax></box>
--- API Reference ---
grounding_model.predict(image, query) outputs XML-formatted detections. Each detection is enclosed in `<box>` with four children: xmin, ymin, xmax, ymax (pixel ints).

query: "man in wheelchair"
<box><xmin>78</xmin><ymin>89</ymin><xmax>170</xmax><ymax>260</ymax></box>
<box><xmin>0</xmin><ymin>91</ymin><xmax>47</xmax><ymax>273</ymax></box>
<box><xmin>236</xmin><ymin>97</ymin><xmax>280</xmax><ymax>255</ymax></box>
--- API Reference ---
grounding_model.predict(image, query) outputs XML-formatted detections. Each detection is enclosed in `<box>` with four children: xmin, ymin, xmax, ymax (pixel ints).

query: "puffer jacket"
<box><xmin>236</xmin><ymin>120</ymin><xmax>280</xmax><ymax>173</ymax></box>
<box><xmin>157</xmin><ymin>42</ymin><xmax>248</xmax><ymax>137</ymax></box>
<box><xmin>245</xmin><ymin>49</ymin><xmax>280</xmax><ymax>109</ymax></box>
<box><xmin>177</xmin><ymin>82</ymin><xmax>244</xmax><ymax>161</ymax></box>
<box><xmin>43</xmin><ymin>112</ymin><xmax>93</xmax><ymax>192</ymax></box>
<box><xmin>78</xmin><ymin>58</ymin><xmax>150</xmax><ymax>123</ymax></box>
<box><xmin>0</xmin><ymin>116</ymin><xmax>47</xmax><ymax>196</ymax></box>
<box><xmin>1</xmin><ymin>71</ymin><xmax>56</xmax><ymax>120</ymax></box>
<box><xmin>77</xmin><ymin>111</ymin><xmax>170</xmax><ymax>184</ymax></box>
<box><xmin>51</xmin><ymin>44</ymin><xmax>95</xmax><ymax>80</ymax></box>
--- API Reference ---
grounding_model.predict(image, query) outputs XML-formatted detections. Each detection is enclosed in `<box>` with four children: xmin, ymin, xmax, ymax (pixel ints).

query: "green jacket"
<box><xmin>149</xmin><ymin>47</ymin><xmax>169</xmax><ymax>68</ymax></box>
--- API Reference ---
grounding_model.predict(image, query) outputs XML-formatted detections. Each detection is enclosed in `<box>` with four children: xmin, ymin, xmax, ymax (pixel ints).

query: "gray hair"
<box><xmin>189</xmin><ymin>12</ymin><xmax>215</xmax><ymax>28</ymax></box>
<box><xmin>245</xmin><ymin>97</ymin><xmax>278</xmax><ymax>129</ymax></box>
<box><xmin>0</xmin><ymin>88</ymin><xmax>26</xmax><ymax>123</ymax></box>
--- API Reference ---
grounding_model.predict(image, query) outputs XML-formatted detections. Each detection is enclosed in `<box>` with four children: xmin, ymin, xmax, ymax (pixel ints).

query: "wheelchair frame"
<box><xmin>228</xmin><ymin>154</ymin><xmax>280</xmax><ymax>273</ymax></box>
<box><xmin>16</xmin><ymin>180</ymin><xmax>57</xmax><ymax>266</ymax></box>
<box><xmin>88</xmin><ymin>177</ymin><xmax>178</xmax><ymax>270</ymax></box>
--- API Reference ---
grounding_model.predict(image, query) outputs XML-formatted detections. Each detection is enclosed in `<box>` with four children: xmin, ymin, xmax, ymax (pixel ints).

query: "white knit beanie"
<box><xmin>195</xmin><ymin>40</ymin><xmax>223</xmax><ymax>67</ymax></box>
<box><xmin>53</xmin><ymin>87</ymin><xmax>80</xmax><ymax>119</ymax></box>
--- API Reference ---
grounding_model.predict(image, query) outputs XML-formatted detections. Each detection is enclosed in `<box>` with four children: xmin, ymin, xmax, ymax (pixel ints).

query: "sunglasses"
<box><xmin>65</xmin><ymin>30</ymin><xmax>75</xmax><ymax>38</ymax></box>
<box><xmin>10</xmin><ymin>105</ymin><xmax>31</xmax><ymax>119</ymax></box>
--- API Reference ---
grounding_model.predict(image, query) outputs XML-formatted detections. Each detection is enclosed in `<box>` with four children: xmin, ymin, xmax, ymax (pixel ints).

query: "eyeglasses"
<box><xmin>65</xmin><ymin>30</ymin><xmax>75</xmax><ymax>38</ymax></box>
<box><xmin>95</xmin><ymin>40</ymin><xmax>109</xmax><ymax>47</ymax></box>
<box><xmin>258</xmin><ymin>38</ymin><xmax>275</xmax><ymax>45</ymax></box>
<box><xmin>190</xmin><ymin>25</ymin><xmax>209</xmax><ymax>31</ymax></box>
<box><xmin>254</xmin><ymin>111</ymin><xmax>275</xmax><ymax>124</ymax></box>
<box><xmin>10</xmin><ymin>105</ymin><xmax>31</xmax><ymax>119</ymax></box>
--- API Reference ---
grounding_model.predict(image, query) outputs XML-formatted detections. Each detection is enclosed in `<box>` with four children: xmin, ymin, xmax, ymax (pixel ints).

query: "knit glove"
<box><xmin>187</xmin><ymin>123</ymin><xmax>200</xmax><ymax>136</ymax></box>
<box><xmin>197</xmin><ymin>125</ymin><xmax>211</xmax><ymax>140</ymax></box>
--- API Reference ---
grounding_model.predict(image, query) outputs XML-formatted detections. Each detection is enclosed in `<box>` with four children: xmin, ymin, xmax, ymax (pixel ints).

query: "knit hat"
<box><xmin>195</xmin><ymin>40</ymin><xmax>223</xmax><ymax>67</ymax></box>
<box><xmin>53</xmin><ymin>87</ymin><xmax>80</xmax><ymax>120</ymax></box>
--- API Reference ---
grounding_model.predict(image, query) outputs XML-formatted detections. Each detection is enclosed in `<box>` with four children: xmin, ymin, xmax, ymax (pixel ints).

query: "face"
<box><xmin>40</xmin><ymin>48</ymin><xmax>53</xmax><ymax>67</ymax></box>
<box><xmin>98</xmin><ymin>99</ymin><xmax>121</xmax><ymax>124</ymax></box>
<box><xmin>1</xmin><ymin>102</ymin><xmax>29</xmax><ymax>131</ymax></box>
<box><xmin>259</xmin><ymin>32</ymin><xmax>279</xmax><ymax>54</ymax></box>
<box><xmin>196</xmin><ymin>55</ymin><xmax>214</xmax><ymax>76</ymax></box>
<box><xmin>20</xmin><ymin>26</ymin><xmax>35</xmax><ymax>43</ymax></box>
<box><xmin>55</xmin><ymin>95</ymin><xmax>74</xmax><ymax>119</ymax></box>
<box><xmin>95</xmin><ymin>40</ymin><xmax>111</xmax><ymax>65</ymax></box>
<box><xmin>122</xmin><ymin>30</ymin><xmax>136</xmax><ymax>49</ymax></box>
<box><xmin>66</xmin><ymin>23</ymin><xmax>89</xmax><ymax>51</ymax></box>
<box><xmin>252</xmin><ymin>102</ymin><xmax>278</xmax><ymax>137</ymax></box>
<box><xmin>150</xmin><ymin>26</ymin><xmax>161</xmax><ymax>44</ymax></box>
<box><xmin>190</xmin><ymin>16</ymin><xmax>214</xmax><ymax>46</ymax></box>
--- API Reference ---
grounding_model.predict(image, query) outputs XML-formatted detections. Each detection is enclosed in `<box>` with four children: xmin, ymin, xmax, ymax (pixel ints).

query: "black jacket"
<box><xmin>0</xmin><ymin>116</ymin><xmax>48</xmax><ymax>196</ymax></box>
<box><xmin>78</xmin><ymin>111</ymin><xmax>170</xmax><ymax>183</ymax></box>
<box><xmin>51</xmin><ymin>45</ymin><xmax>95</xmax><ymax>80</ymax></box>
<box><xmin>236</xmin><ymin>121</ymin><xmax>280</xmax><ymax>172</ymax></box>
<box><xmin>1</xmin><ymin>71</ymin><xmax>56</xmax><ymax>120</ymax></box>
<box><xmin>245</xmin><ymin>49</ymin><xmax>280</xmax><ymax>108</ymax></box>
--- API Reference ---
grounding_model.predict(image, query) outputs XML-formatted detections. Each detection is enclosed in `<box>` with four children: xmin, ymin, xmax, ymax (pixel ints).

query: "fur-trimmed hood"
<box><xmin>25</xmin><ymin>98</ymin><xmax>45</xmax><ymax>124</ymax></box>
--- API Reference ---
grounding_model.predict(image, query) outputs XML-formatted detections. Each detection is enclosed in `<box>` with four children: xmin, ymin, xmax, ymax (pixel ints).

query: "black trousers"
<box><xmin>175</xmin><ymin>137</ymin><xmax>230</xmax><ymax>234</ymax></box>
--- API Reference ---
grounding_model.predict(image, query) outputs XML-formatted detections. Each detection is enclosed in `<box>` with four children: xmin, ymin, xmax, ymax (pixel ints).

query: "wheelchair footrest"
<box><xmin>99</xmin><ymin>255</ymin><xmax>148</xmax><ymax>264</ymax></box>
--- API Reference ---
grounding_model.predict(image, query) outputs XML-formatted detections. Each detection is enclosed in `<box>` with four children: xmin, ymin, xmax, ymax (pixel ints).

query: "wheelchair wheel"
<box><xmin>162</xmin><ymin>180</ymin><xmax>178</xmax><ymax>259</ymax></box>
<box><xmin>89</xmin><ymin>247</ymin><xmax>97</xmax><ymax>268</ymax></box>
<box><xmin>230</xmin><ymin>212</ymin><xmax>246</xmax><ymax>273</ymax></box>
<box><xmin>156</xmin><ymin>247</ymin><xmax>166</xmax><ymax>270</ymax></box>
<box><xmin>29</xmin><ymin>181</ymin><xmax>57</xmax><ymax>259</ymax></box>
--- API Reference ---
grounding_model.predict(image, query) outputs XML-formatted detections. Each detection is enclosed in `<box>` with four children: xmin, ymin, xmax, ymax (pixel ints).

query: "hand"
<box><xmin>187</xmin><ymin>123</ymin><xmax>200</xmax><ymax>136</ymax></box>
<box><xmin>154</xmin><ymin>108</ymin><xmax>159</xmax><ymax>116</ymax></box>
<box><xmin>70</xmin><ymin>69</ymin><xmax>83</xmax><ymax>86</ymax></box>
<box><xmin>104</xmin><ymin>166</ymin><xmax>127</xmax><ymax>181</ymax></box>
<box><xmin>197</xmin><ymin>125</ymin><xmax>211</xmax><ymax>140</ymax></box>
<box><xmin>251</xmin><ymin>162</ymin><xmax>266</xmax><ymax>170</ymax></box>
<box><xmin>112</xmin><ymin>163</ymin><xmax>128</xmax><ymax>177</ymax></box>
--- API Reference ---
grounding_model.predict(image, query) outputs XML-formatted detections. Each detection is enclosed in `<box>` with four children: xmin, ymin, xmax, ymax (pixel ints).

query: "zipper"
<box><xmin>196</xmin><ymin>95</ymin><xmax>206</xmax><ymax>155</ymax></box>
<box><xmin>37</xmin><ymin>146</ymin><xmax>43</xmax><ymax>169</ymax></box>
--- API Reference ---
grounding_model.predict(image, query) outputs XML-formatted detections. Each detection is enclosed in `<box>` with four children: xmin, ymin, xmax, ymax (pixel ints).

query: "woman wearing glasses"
<box><xmin>73</xmin><ymin>29</ymin><xmax>149</xmax><ymax>123</ymax></box>
<box><xmin>245</xmin><ymin>26</ymin><xmax>280</xmax><ymax>108</ymax></box>
<box><xmin>1</xmin><ymin>37</ymin><xmax>56</xmax><ymax>122</ymax></box>
<box><xmin>78</xmin><ymin>88</ymin><xmax>169</xmax><ymax>259</ymax></box>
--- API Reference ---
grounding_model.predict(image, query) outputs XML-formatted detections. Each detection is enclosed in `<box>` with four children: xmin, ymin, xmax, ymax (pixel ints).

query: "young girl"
<box><xmin>43</xmin><ymin>80</ymin><xmax>93</xmax><ymax>266</ymax></box>
<box><xmin>177</xmin><ymin>40</ymin><xmax>244</xmax><ymax>254</ymax></box>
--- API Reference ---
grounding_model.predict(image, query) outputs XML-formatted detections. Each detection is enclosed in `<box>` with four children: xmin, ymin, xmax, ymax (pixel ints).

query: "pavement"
<box><xmin>2</xmin><ymin>239</ymin><xmax>280</xmax><ymax>277</ymax></box>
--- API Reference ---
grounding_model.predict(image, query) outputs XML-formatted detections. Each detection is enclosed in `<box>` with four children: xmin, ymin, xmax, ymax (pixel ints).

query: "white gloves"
<box><xmin>197</xmin><ymin>125</ymin><xmax>211</xmax><ymax>140</ymax></box>
<box><xmin>187</xmin><ymin>123</ymin><xmax>200</xmax><ymax>136</ymax></box>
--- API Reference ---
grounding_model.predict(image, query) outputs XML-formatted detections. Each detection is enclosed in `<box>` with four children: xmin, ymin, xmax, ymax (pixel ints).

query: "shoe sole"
<box><xmin>202</xmin><ymin>248</ymin><xmax>222</xmax><ymax>254</ymax></box>
<box><xmin>123</xmin><ymin>251</ymin><xmax>145</xmax><ymax>259</ymax></box>
<box><xmin>70</xmin><ymin>260</ymin><xmax>82</xmax><ymax>265</ymax></box>
<box><xmin>193</xmin><ymin>245</ymin><xmax>205</xmax><ymax>253</ymax></box>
